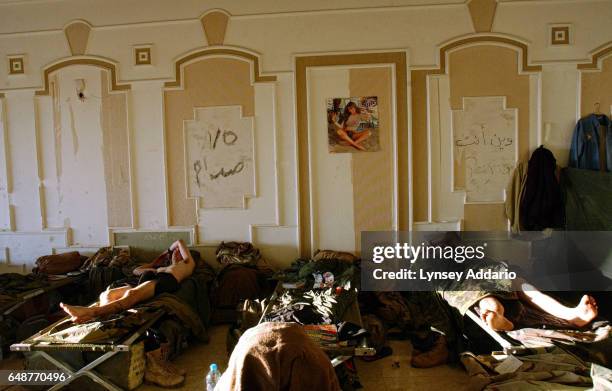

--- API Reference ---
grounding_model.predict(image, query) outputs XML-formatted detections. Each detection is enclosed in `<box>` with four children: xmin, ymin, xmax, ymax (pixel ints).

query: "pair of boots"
<box><xmin>410</xmin><ymin>334</ymin><xmax>449</xmax><ymax>368</ymax></box>
<box><xmin>145</xmin><ymin>346</ymin><xmax>186</xmax><ymax>388</ymax></box>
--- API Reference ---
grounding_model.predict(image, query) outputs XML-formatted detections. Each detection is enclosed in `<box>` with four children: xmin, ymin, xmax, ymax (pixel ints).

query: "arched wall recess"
<box><xmin>294</xmin><ymin>51</ymin><xmax>408</xmax><ymax>257</ymax></box>
<box><xmin>36</xmin><ymin>57</ymin><xmax>130</xmax><ymax>96</ymax></box>
<box><xmin>433</xmin><ymin>35</ymin><xmax>542</xmax><ymax>75</ymax></box>
<box><xmin>163</xmin><ymin>47</ymin><xmax>277</xmax><ymax>232</ymax></box>
<box><xmin>412</xmin><ymin>34</ymin><xmax>541</xmax><ymax>227</ymax></box>
<box><xmin>578</xmin><ymin>41</ymin><xmax>612</xmax><ymax>117</ymax></box>
<box><xmin>164</xmin><ymin>47</ymin><xmax>276</xmax><ymax>90</ymax></box>
<box><xmin>578</xmin><ymin>41</ymin><xmax>612</xmax><ymax>71</ymax></box>
<box><xmin>34</xmin><ymin>60</ymin><xmax>134</xmax><ymax>247</ymax></box>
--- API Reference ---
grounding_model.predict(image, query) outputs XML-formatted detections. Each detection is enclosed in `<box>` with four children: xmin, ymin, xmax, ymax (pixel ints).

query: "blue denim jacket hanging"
<box><xmin>569</xmin><ymin>114</ymin><xmax>612</xmax><ymax>171</ymax></box>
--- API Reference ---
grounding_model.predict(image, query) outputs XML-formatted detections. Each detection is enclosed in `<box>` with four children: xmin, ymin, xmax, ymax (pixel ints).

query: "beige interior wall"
<box><xmin>449</xmin><ymin>45</ymin><xmax>530</xmax><ymax>190</ymax></box>
<box><xmin>201</xmin><ymin>12</ymin><xmax>229</xmax><ymax>45</ymax></box>
<box><xmin>467</xmin><ymin>0</ymin><xmax>497</xmax><ymax>33</ymax></box>
<box><xmin>581</xmin><ymin>56</ymin><xmax>612</xmax><ymax>117</ymax></box>
<box><xmin>295</xmin><ymin>52</ymin><xmax>407</xmax><ymax>257</ymax></box>
<box><xmin>349</xmin><ymin>67</ymin><xmax>394</xmax><ymax>252</ymax></box>
<box><xmin>64</xmin><ymin>22</ymin><xmax>90</xmax><ymax>55</ymax></box>
<box><xmin>411</xmin><ymin>70</ymin><xmax>430</xmax><ymax>222</ymax></box>
<box><xmin>100</xmin><ymin>70</ymin><xmax>132</xmax><ymax>227</ymax></box>
<box><xmin>463</xmin><ymin>203</ymin><xmax>507</xmax><ymax>231</ymax></box>
<box><xmin>164</xmin><ymin>58</ymin><xmax>255</xmax><ymax>227</ymax></box>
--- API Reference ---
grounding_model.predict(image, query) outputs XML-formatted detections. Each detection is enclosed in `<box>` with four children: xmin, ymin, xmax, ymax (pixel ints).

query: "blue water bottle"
<box><xmin>205</xmin><ymin>363</ymin><xmax>221</xmax><ymax>391</ymax></box>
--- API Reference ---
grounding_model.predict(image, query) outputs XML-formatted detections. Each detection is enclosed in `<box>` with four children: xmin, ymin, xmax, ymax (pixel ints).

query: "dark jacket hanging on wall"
<box><xmin>569</xmin><ymin>114</ymin><xmax>612</xmax><ymax>171</ymax></box>
<box><xmin>519</xmin><ymin>146</ymin><xmax>564</xmax><ymax>231</ymax></box>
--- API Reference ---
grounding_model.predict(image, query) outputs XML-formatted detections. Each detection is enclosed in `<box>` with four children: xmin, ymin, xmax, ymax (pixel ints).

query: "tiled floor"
<box><xmin>140</xmin><ymin>325</ymin><xmax>470</xmax><ymax>391</ymax></box>
<box><xmin>0</xmin><ymin>324</ymin><xmax>470</xmax><ymax>391</ymax></box>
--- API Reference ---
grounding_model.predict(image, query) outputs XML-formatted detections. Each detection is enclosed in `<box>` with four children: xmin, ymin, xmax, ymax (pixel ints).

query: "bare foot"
<box><xmin>352</xmin><ymin>143</ymin><xmax>367</xmax><ymax>151</ymax></box>
<box><xmin>482</xmin><ymin>310</ymin><xmax>514</xmax><ymax>331</ymax></box>
<box><xmin>60</xmin><ymin>302</ymin><xmax>96</xmax><ymax>323</ymax></box>
<box><xmin>570</xmin><ymin>295</ymin><xmax>598</xmax><ymax>327</ymax></box>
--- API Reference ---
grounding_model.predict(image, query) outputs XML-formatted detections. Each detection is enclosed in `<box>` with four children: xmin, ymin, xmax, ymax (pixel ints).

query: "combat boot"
<box><xmin>145</xmin><ymin>350</ymin><xmax>185</xmax><ymax>388</ymax></box>
<box><xmin>410</xmin><ymin>335</ymin><xmax>449</xmax><ymax>368</ymax></box>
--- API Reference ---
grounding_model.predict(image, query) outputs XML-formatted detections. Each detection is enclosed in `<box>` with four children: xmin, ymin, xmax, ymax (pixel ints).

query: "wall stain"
<box><xmin>51</xmin><ymin>78</ymin><xmax>63</xmax><ymax>182</ymax></box>
<box><xmin>67</xmin><ymin>99</ymin><xmax>79</xmax><ymax>155</ymax></box>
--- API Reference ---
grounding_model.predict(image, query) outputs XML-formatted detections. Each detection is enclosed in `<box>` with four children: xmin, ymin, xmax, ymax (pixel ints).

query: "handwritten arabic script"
<box><xmin>185</xmin><ymin>106</ymin><xmax>255</xmax><ymax>209</ymax></box>
<box><xmin>452</xmin><ymin>97</ymin><xmax>517</xmax><ymax>202</ymax></box>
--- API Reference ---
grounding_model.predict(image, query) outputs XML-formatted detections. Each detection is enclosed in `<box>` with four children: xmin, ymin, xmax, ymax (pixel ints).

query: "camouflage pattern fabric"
<box><xmin>440</xmin><ymin>290</ymin><xmax>518</xmax><ymax>316</ymax></box>
<box><xmin>460</xmin><ymin>348</ymin><xmax>592</xmax><ymax>390</ymax></box>
<box><xmin>81</xmin><ymin>247</ymin><xmax>136</xmax><ymax>271</ymax></box>
<box><xmin>33</xmin><ymin>307</ymin><xmax>158</xmax><ymax>344</ymax></box>
<box><xmin>216</xmin><ymin>241</ymin><xmax>261</xmax><ymax>266</ymax></box>
<box><xmin>312</xmin><ymin>249</ymin><xmax>358</xmax><ymax>263</ymax></box>
<box><xmin>0</xmin><ymin>273</ymin><xmax>47</xmax><ymax>296</ymax></box>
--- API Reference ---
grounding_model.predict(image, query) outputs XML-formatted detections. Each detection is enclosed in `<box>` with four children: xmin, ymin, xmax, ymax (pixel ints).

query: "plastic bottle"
<box><xmin>205</xmin><ymin>363</ymin><xmax>221</xmax><ymax>391</ymax></box>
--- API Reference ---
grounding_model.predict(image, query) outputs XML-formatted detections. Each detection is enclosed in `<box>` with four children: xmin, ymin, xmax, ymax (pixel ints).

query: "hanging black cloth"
<box><xmin>519</xmin><ymin>146</ymin><xmax>564</xmax><ymax>231</ymax></box>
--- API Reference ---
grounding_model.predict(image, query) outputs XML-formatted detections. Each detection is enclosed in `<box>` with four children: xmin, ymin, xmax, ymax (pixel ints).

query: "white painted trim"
<box><xmin>269</xmin><ymin>82</ymin><xmax>282</xmax><ymax>226</ymax></box>
<box><xmin>0</xmin><ymin>96</ymin><xmax>11</xmax><ymax>231</ymax></box>
<box><xmin>33</xmin><ymin>95</ymin><xmax>48</xmax><ymax>229</ymax></box>
<box><xmin>125</xmin><ymin>89</ymin><xmax>138</xmax><ymax>229</ymax></box>
<box><xmin>391</xmin><ymin>63</ymin><xmax>400</xmax><ymax>231</ymax></box>
<box><xmin>110</xmin><ymin>226</ymin><xmax>196</xmax><ymax>246</ymax></box>
<box><xmin>159</xmin><ymin>87</ymin><xmax>171</xmax><ymax>228</ymax></box>
<box><xmin>304</xmin><ymin>68</ymin><xmax>317</xmax><ymax>254</ymax></box>
<box><xmin>425</xmin><ymin>74</ymin><xmax>433</xmax><ymax>223</ymax></box>
<box><xmin>575</xmin><ymin>68</ymin><xmax>582</xmax><ymax>121</ymax></box>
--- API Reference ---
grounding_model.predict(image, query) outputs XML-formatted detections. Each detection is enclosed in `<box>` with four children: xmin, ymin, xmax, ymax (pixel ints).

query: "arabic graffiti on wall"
<box><xmin>452</xmin><ymin>97</ymin><xmax>517</xmax><ymax>202</ymax></box>
<box><xmin>184</xmin><ymin>106</ymin><xmax>255</xmax><ymax>209</ymax></box>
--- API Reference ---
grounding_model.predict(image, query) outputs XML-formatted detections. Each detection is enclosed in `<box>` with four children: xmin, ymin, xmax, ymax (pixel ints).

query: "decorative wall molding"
<box><xmin>8</xmin><ymin>55</ymin><xmax>25</xmax><ymax>75</ymax></box>
<box><xmin>549</xmin><ymin>24</ymin><xmax>572</xmax><ymax>46</ymax></box>
<box><xmin>413</xmin><ymin>37</ymin><xmax>538</xmax><ymax>226</ymax></box>
<box><xmin>295</xmin><ymin>51</ymin><xmax>408</xmax><ymax>257</ymax></box>
<box><xmin>133</xmin><ymin>45</ymin><xmax>153</xmax><ymax>66</ymax></box>
<box><xmin>0</xmin><ymin>95</ymin><xmax>11</xmax><ymax>231</ymax></box>
<box><xmin>35</xmin><ymin>57</ymin><xmax>130</xmax><ymax>96</ymax></box>
<box><xmin>467</xmin><ymin>0</ymin><xmax>497</xmax><ymax>33</ymax></box>
<box><xmin>63</xmin><ymin>20</ymin><xmax>91</xmax><ymax>56</ymax></box>
<box><xmin>200</xmin><ymin>9</ymin><xmax>230</xmax><ymax>46</ymax></box>
<box><xmin>578</xmin><ymin>41</ymin><xmax>612</xmax><ymax>70</ymax></box>
<box><xmin>164</xmin><ymin>47</ymin><xmax>276</xmax><ymax>89</ymax></box>
<box><xmin>433</xmin><ymin>34</ymin><xmax>542</xmax><ymax>74</ymax></box>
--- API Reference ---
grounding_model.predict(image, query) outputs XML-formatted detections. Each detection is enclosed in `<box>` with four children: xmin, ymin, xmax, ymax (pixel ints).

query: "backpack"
<box><xmin>34</xmin><ymin>251</ymin><xmax>85</xmax><ymax>275</ymax></box>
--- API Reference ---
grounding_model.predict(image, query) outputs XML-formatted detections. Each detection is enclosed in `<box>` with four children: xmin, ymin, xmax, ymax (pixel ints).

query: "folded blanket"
<box><xmin>460</xmin><ymin>348</ymin><xmax>592</xmax><ymax>391</ymax></box>
<box><xmin>217</xmin><ymin>322</ymin><xmax>340</xmax><ymax>391</ymax></box>
<box><xmin>147</xmin><ymin>293</ymin><xmax>208</xmax><ymax>341</ymax></box>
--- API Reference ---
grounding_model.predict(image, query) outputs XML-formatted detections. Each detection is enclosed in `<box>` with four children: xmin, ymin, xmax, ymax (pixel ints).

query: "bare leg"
<box><xmin>99</xmin><ymin>286</ymin><xmax>131</xmax><ymax>305</ymax></box>
<box><xmin>519</xmin><ymin>281</ymin><xmax>598</xmax><ymax>327</ymax></box>
<box><xmin>336</xmin><ymin>129</ymin><xmax>366</xmax><ymax>151</ymax></box>
<box><xmin>353</xmin><ymin>130</ymin><xmax>371</xmax><ymax>145</ymax></box>
<box><xmin>61</xmin><ymin>281</ymin><xmax>156</xmax><ymax>323</ymax></box>
<box><xmin>478</xmin><ymin>296</ymin><xmax>514</xmax><ymax>331</ymax></box>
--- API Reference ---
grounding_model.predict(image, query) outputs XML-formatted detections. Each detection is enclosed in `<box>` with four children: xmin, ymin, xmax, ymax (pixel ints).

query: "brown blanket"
<box><xmin>216</xmin><ymin>322</ymin><xmax>340</xmax><ymax>391</ymax></box>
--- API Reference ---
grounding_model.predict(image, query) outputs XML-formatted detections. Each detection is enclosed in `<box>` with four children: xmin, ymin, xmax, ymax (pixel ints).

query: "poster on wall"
<box><xmin>184</xmin><ymin>106</ymin><xmax>255</xmax><ymax>209</ymax></box>
<box><xmin>326</xmin><ymin>96</ymin><xmax>380</xmax><ymax>153</ymax></box>
<box><xmin>452</xmin><ymin>96</ymin><xmax>517</xmax><ymax>203</ymax></box>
